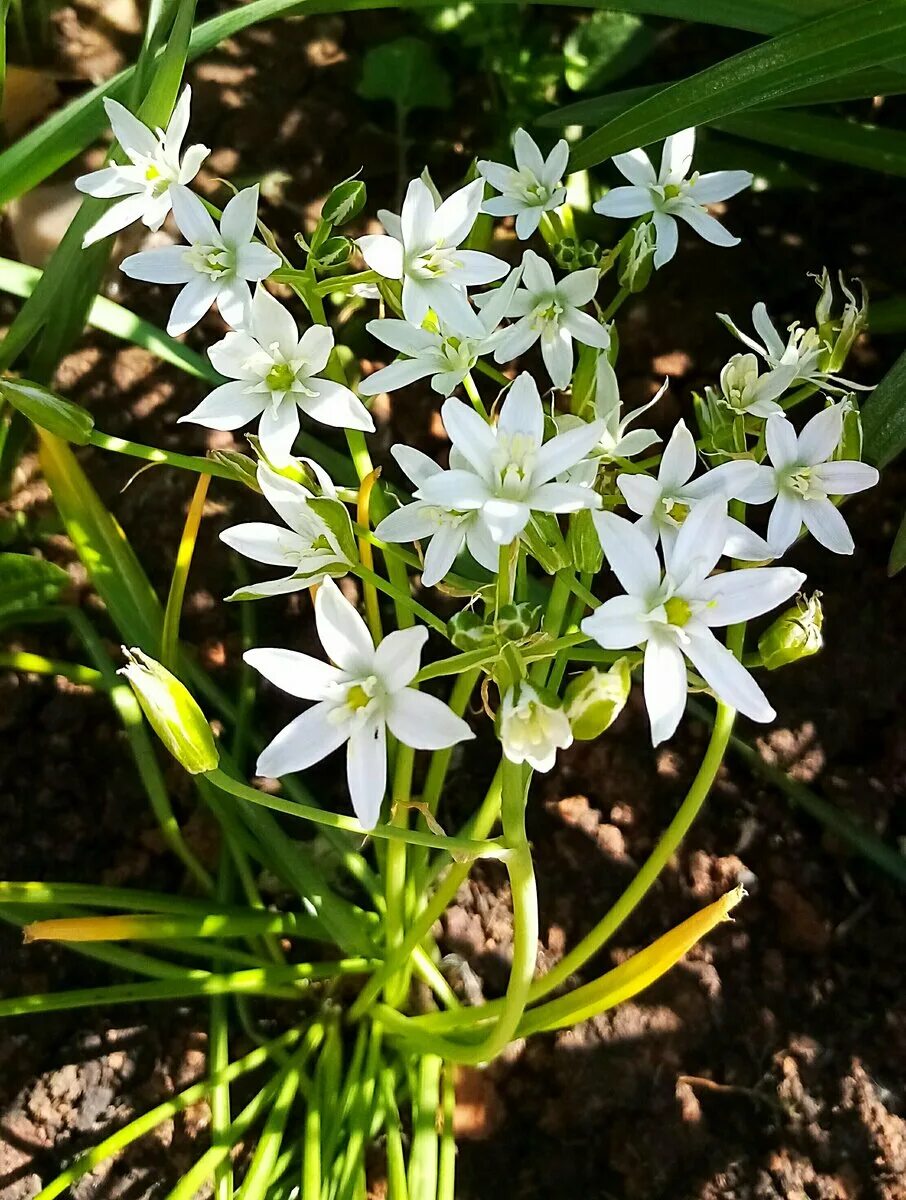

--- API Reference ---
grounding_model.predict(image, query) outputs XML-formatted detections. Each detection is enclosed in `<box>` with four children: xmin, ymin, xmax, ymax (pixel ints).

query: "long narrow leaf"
<box><xmin>860</xmin><ymin>347</ymin><xmax>906</xmax><ymax>468</ymax></box>
<box><xmin>569</xmin><ymin>0</ymin><xmax>906</xmax><ymax>171</ymax></box>
<box><xmin>716</xmin><ymin>109</ymin><xmax>906</xmax><ymax>176</ymax></box>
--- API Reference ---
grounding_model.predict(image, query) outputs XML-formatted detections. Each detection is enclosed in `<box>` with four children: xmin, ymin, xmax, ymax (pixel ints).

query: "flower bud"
<box><xmin>119</xmin><ymin>648</ymin><xmax>219</xmax><ymax>773</ymax></box>
<box><xmin>2</xmin><ymin>378</ymin><xmax>94</xmax><ymax>445</ymax></box>
<box><xmin>316</xmin><ymin>235</ymin><xmax>354</xmax><ymax>268</ymax></box>
<box><xmin>499</xmin><ymin>682</ymin><xmax>573</xmax><ymax>773</ymax></box>
<box><xmin>618</xmin><ymin>221</ymin><xmax>656</xmax><ymax>293</ymax></box>
<box><xmin>563</xmin><ymin>658</ymin><xmax>631</xmax><ymax>739</ymax></box>
<box><xmin>757</xmin><ymin>593</ymin><xmax>823</xmax><ymax>671</ymax></box>
<box><xmin>448</xmin><ymin>603</ymin><xmax>540</xmax><ymax>652</ymax></box>
<box><xmin>321</xmin><ymin>178</ymin><xmax>367</xmax><ymax>226</ymax></box>
<box><xmin>208</xmin><ymin>450</ymin><xmax>261</xmax><ymax>491</ymax></box>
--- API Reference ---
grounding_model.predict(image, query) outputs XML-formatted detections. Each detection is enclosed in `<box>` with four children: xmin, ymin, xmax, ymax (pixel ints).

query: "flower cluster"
<box><xmin>92</xmin><ymin>94</ymin><xmax>879</xmax><ymax>827</ymax></box>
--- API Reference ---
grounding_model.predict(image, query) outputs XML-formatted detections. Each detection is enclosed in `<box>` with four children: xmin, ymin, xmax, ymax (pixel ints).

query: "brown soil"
<box><xmin>2</xmin><ymin>6</ymin><xmax>906</xmax><ymax>1199</ymax></box>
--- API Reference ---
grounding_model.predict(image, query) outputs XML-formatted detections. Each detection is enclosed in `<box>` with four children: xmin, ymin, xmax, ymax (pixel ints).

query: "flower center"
<box><xmin>409</xmin><ymin>244</ymin><xmax>458</xmax><ymax>280</ymax></box>
<box><xmin>663</xmin><ymin>183</ymin><xmax>684</xmax><ymax>201</ymax></box>
<box><xmin>494</xmin><ymin>432</ymin><xmax>537</xmax><ymax>499</ymax></box>
<box><xmin>184</xmin><ymin>242</ymin><xmax>234</xmax><ymax>280</ymax></box>
<box><xmin>659</xmin><ymin>495</ymin><xmax>690</xmax><ymax>527</ymax></box>
<box><xmin>531</xmin><ymin>298</ymin><xmax>564</xmax><ymax>331</ymax></box>
<box><xmin>266</xmin><ymin>362</ymin><xmax>297</xmax><ymax>392</ymax></box>
<box><xmin>784</xmin><ymin>465</ymin><xmax>815</xmax><ymax>498</ymax></box>
<box><xmin>664</xmin><ymin>596</ymin><xmax>692</xmax><ymax>628</ymax></box>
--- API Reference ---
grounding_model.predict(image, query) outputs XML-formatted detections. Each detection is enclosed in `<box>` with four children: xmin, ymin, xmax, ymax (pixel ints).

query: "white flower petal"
<box><xmin>696</xmin><ymin>566</ymin><xmax>806</xmax><ymax>626</ymax></box>
<box><xmin>616</xmin><ymin>471</ymin><xmax>661</xmax><ymax>518</ymax></box>
<box><xmin>674</xmin><ymin>205</ymin><xmax>739</xmax><ymax>248</ymax></box>
<box><xmin>258</xmin><ymin>400</ymin><xmax>300</xmax><ymax>465</ymax></box>
<box><xmin>540</xmin><ymin>326</ymin><xmax>574</xmax><ymax>390</ymax></box>
<box><xmin>751</xmin><ymin>303</ymin><xmax>786</xmax><ymax>359</ymax></box>
<box><xmin>417</xmin><ymin>469</ymin><xmax>490</xmax><ymax>510</ymax></box>
<box><xmin>688</xmin><ymin>170</ymin><xmax>753</xmax><ymax>203</ymax></box>
<box><xmin>103</xmin><ymin>98</ymin><xmax>158</xmax><ymax>159</ymax></box>
<box><xmin>366</xmin><ymin>319</ymin><xmax>438</xmax><ymax>357</ymax></box>
<box><xmin>582</xmin><ymin>593</ymin><xmax>651</xmax><ymax>649</ymax></box>
<box><xmin>221</xmin><ymin>184</ymin><xmax>259</xmax><ymax>247</ymax></box>
<box><xmin>441</xmin><ymin>397</ymin><xmax>498</xmax><ymax>476</ymax></box>
<box><xmin>299</xmin><ymin>380</ymin><xmax>375</xmax><ymax>433</ymax></box>
<box><xmin>373</xmin><ymin>626</ymin><xmax>429</xmax><ymax>692</ymax></box>
<box><xmin>652</xmin><ymin>211</ymin><xmax>678</xmax><ymax>269</ymax></box>
<box><xmin>374</xmin><ymin>502</ymin><xmax>440</xmax><ymax>545</ymax></box>
<box><xmin>346</xmin><ymin>718</ymin><xmax>387</xmax><ymax>830</ymax></box>
<box><xmin>767</xmin><ymin>492</ymin><xmax>803</xmax><ymax>554</ymax></box>
<box><xmin>593</xmin><ymin>185</ymin><xmax>654</xmax><ymax>219</ymax></box>
<box><xmin>658</xmin><ymin>419</ymin><xmax>697</xmax><ymax>490</ymax></box>
<box><xmin>235</xmin><ymin>242</ymin><xmax>281</xmax><ymax>282</ymax></box>
<box><xmin>387</xmin><ymin>689</ymin><xmax>475</xmax><ymax>750</ymax></box>
<box><xmin>667</xmin><ymin>497</ymin><xmax>727</xmax><ymax>589</ymax></box>
<box><xmin>119</xmin><ymin>244</ymin><xmax>194</xmax><ymax>284</ymax></box>
<box><xmin>534</xmin><ymin>419</ymin><xmax>606</xmax><ymax>485</ymax></box>
<box><xmin>220</xmin><ymin>521</ymin><xmax>305</xmax><ymax>567</ymax></box>
<box><xmin>180</xmin><ymin>381</ymin><xmax>263</xmax><ymax>429</ymax></box>
<box><xmin>391</xmin><ymin>444</ymin><xmax>442</xmax><ymax>487</ymax></box>
<box><xmin>797</xmin><ymin>404</ymin><xmax>844</xmax><ymax>466</ymax></box>
<box><xmin>421</xmin><ymin>522</ymin><xmax>466</xmax><ymax>585</ymax></box>
<box><xmin>765</xmin><ymin>415</ymin><xmax>799</xmax><ymax>470</ymax></box>
<box><xmin>170</xmin><ymin>184</ymin><xmax>220</xmax><ymax>246</ymax></box>
<box><xmin>592</xmin><ymin>509</ymin><xmax>661</xmax><ymax>596</ymax></box>
<box><xmin>244</xmin><ymin>648</ymin><xmax>344</xmax><ymax>700</ymax></box>
<box><xmin>167</xmin><ymin>276</ymin><xmax>220</xmax><ymax>335</ymax></box>
<box><xmin>528</xmin><ymin>481</ymin><xmax>598</xmax><ymax>513</ymax></box>
<box><xmin>76</xmin><ymin>166</ymin><xmax>140</xmax><ymax>200</ymax></box>
<box><xmin>256</xmin><ymin>702</ymin><xmax>350</xmax><ymax>778</ymax></box>
<box><xmin>683</xmin><ymin>625</ymin><xmax>774</xmax><ymax>722</ymax></box>
<box><xmin>208</xmin><ymin>330</ymin><xmax>265</xmax><ymax>381</ymax></box>
<box><xmin>431</xmin><ymin>178</ymin><xmax>484</xmax><ymax>247</ymax></box>
<box><xmin>357</xmin><ymin>234</ymin><xmax>404</xmax><ymax>279</ymax></box>
<box><xmin>659</xmin><ymin>128</ymin><xmax>695</xmax><ymax>184</ymax></box>
<box><xmin>497</xmin><ymin>372</ymin><xmax>544</xmax><ymax>443</ymax></box>
<box><xmin>315</xmin><ymin>576</ymin><xmax>375</xmax><ymax>674</ymax></box>
<box><xmin>250</xmin><ymin>285</ymin><xmax>299</xmax><ymax>358</ymax></box>
<box><xmin>402</xmin><ymin>177</ymin><xmax>439</xmax><ymax>249</ymax></box>
<box><xmin>644</xmin><ymin>634</ymin><xmax>688</xmax><ymax>746</ymax></box>
<box><xmin>612</xmin><ymin>147</ymin><xmax>657</xmax><ymax>187</ymax></box>
<box><xmin>811</xmin><ymin>460</ymin><xmax>879</xmax><ymax>496</ymax></box>
<box><xmin>482</xmin><ymin>498</ymin><xmax>531</xmax><ymax>543</ymax></box>
<box><xmin>358</xmin><ymin>357</ymin><xmax>435</xmax><ymax>396</ymax></box>
<box><xmin>560</xmin><ymin>307</ymin><xmax>610</xmax><ymax>350</ymax></box>
<box><xmin>800</xmin><ymin>498</ymin><xmax>854</xmax><ymax>555</ymax></box>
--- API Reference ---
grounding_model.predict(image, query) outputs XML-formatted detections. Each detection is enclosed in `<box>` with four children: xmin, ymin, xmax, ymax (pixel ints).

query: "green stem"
<box><xmin>205</xmin><ymin>768</ymin><xmax>508</xmax><ymax>859</ymax></box>
<box><xmin>408</xmin><ymin>1055</ymin><xmax>442</xmax><ymax>1200</ymax></box>
<box><xmin>384</xmin><ymin>742</ymin><xmax>415</xmax><ymax>1007</ymax></box>
<box><xmin>351</xmin><ymin>562</ymin><xmax>448</xmax><ymax>635</ymax></box>
<box><xmin>463</xmin><ymin>371</ymin><xmax>488</xmax><ymax>418</ymax></box>
<box><xmin>87</xmin><ymin>430</ymin><xmax>238</xmax><ymax>479</ymax></box>
<box><xmin>0</xmin><ymin>649</ymin><xmax>103</xmax><ymax>687</ymax></box>
<box><xmin>600</xmin><ymin>286</ymin><xmax>630</xmax><ymax>323</ymax></box>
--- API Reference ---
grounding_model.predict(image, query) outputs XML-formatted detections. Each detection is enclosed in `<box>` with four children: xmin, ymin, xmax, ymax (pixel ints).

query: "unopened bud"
<box><xmin>499</xmin><ymin>682</ymin><xmax>572</xmax><ymax>773</ymax></box>
<box><xmin>321</xmin><ymin>178</ymin><xmax>367</xmax><ymax>226</ymax></box>
<box><xmin>567</xmin><ymin>507</ymin><xmax>604</xmax><ymax>575</ymax></box>
<box><xmin>618</xmin><ymin>221</ymin><xmax>655</xmax><ymax>293</ymax></box>
<box><xmin>564</xmin><ymin>658</ymin><xmax>631</xmax><ymax>739</ymax></box>
<box><xmin>316</xmin><ymin>235</ymin><xmax>353</xmax><ymax>268</ymax></box>
<box><xmin>2</xmin><ymin>378</ymin><xmax>94</xmax><ymax>445</ymax></box>
<box><xmin>119</xmin><ymin>649</ymin><xmax>219</xmax><ymax>773</ymax></box>
<box><xmin>758</xmin><ymin>593</ymin><xmax>823</xmax><ymax>671</ymax></box>
<box><xmin>208</xmin><ymin>450</ymin><xmax>261</xmax><ymax>491</ymax></box>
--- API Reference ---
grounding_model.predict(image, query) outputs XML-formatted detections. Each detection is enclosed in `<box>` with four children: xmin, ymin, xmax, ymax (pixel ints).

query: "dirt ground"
<box><xmin>1</xmin><ymin>5</ymin><xmax>906</xmax><ymax>1199</ymax></box>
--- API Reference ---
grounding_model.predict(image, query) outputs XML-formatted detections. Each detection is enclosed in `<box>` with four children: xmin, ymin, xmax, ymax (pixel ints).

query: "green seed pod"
<box><xmin>448</xmin><ymin>609</ymin><xmax>489</xmax><ymax>652</ymax></box>
<box><xmin>321</xmin><ymin>178</ymin><xmax>367</xmax><ymax>226</ymax></box>
<box><xmin>564</xmin><ymin>658</ymin><xmax>631</xmax><ymax>740</ymax></box>
<box><xmin>758</xmin><ymin>593</ymin><xmax>823</xmax><ymax>671</ymax></box>
<box><xmin>120</xmin><ymin>648</ymin><xmax>219</xmax><ymax>774</ymax></box>
<box><xmin>2</xmin><ymin>378</ymin><xmax>94</xmax><ymax>445</ymax></box>
<box><xmin>495</xmin><ymin>603</ymin><xmax>541</xmax><ymax>641</ymax></box>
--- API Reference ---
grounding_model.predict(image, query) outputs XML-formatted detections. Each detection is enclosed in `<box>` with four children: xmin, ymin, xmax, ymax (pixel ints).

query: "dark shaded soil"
<box><xmin>2</xmin><ymin>5</ymin><xmax>906</xmax><ymax>1199</ymax></box>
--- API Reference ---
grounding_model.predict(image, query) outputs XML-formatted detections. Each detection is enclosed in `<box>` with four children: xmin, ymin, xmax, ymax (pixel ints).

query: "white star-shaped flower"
<box><xmin>477</xmin><ymin>129</ymin><xmax>569</xmax><ymax>240</ymax></box>
<box><xmin>616</xmin><ymin>419</ymin><xmax>770</xmax><ymax>560</ymax></box>
<box><xmin>593</xmin><ymin>128</ymin><xmax>752</xmax><ymax>269</ymax></box>
<box><xmin>247</xmin><ymin>577</ymin><xmax>474</xmax><ymax>829</ymax></box>
<box><xmin>120</xmin><ymin>184</ymin><xmax>280</xmax><ymax>335</ymax></box>
<box><xmin>718</xmin><ymin>302</ymin><xmax>868</xmax><ymax>394</ymax></box>
<box><xmin>180</xmin><ymin>285</ymin><xmax>373</xmax><ymax>463</ymax></box>
<box><xmin>737</xmin><ymin>406</ymin><xmax>879</xmax><ymax>556</ymax></box>
<box><xmin>374</xmin><ymin>445</ymin><xmax>500</xmax><ymax>587</ymax></box>
<box><xmin>76</xmin><ymin>87</ymin><xmax>210</xmax><ymax>248</ymax></box>
<box><xmin>482</xmin><ymin>250</ymin><xmax>610</xmax><ymax>389</ymax></box>
<box><xmin>562</xmin><ymin>359</ymin><xmax>664</xmax><ymax>487</ymax></box>
<box><xmin>582</xmin><ymin>499</ymin><xmax>805</xmax><ymax>746</ymax></box>
<box><xmin>221</xmin><ymin>461</ymin><xmax>354</xmax><ymax>599</ymax></box>
<box><xmin>356</xmin><ymin>177</ymin><xmax>508</xmax><ymax>337</ymax></box>
<box><xmin>359</xmin><ymin>266</ymin><xmax>522</xmax><ymax>398</ymax></box>
<box><xmin>414</xmin><ymin>372</ymin><xmax>605</xmax><ymax>546</ymax></box>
